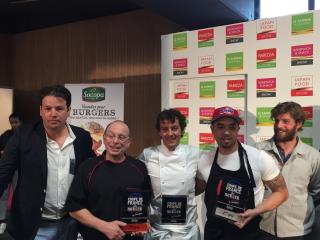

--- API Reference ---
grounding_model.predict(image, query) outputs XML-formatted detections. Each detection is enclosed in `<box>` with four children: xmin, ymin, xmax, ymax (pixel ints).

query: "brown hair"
<box><xmin>271</xmin><ymin>101</ymin><xmax>305</xmax><ymax>131</ymax></box>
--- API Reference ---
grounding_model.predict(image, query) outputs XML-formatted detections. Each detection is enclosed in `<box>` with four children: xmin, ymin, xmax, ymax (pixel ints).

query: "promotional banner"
<box><xmin>0</xmin><ymin>88</ymin><xmax>13</xmax><ymax>134</ymax></box>
<box><xmin>256</xmin><ymin>78</ymin><xmax>276</xmax><ymax>98</ymax></box>
<box><xmin>65</xmin><ymin>83</ymin><xmax>124</xmax><ymax>155</ymax></box>
<box><xmin>162</xmin><ymin>10</ymin><xmax>320</xmax><ymax>238</ymax></box>
<box><xmin>163</xmin><ymin>9</ymin><xmax>320</xmax><ymax>150</ymax></box>
<box><xmin>169</xmin><ymin>75</ymin><xmax>246</xmax><ymax>147</ymax></box>
<box><xmin>226</xmin><ymin>23</ymin><xmax>244</xmax><ymax>44</ymax></box>
<box><xmin>256</xmin><ymin>18</ymin><xmax>277</xmax><ymax>40</ymax></box>
<box><xmin>291</xmin><ymin>12</ymin><xmax>313</xmax><ymax>35</ymax></box>
<box><xmin>198</xmin><ymin>28</ymin><xmax>214</xmax><ymax>48</ymax></box>
<box><xmin>226</xmin><ymin>52</ymin><xmax>243</xmax><ymax>71</ymax></box>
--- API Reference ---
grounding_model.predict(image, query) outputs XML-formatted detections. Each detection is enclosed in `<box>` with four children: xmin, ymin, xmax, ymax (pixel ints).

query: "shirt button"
<box><xmin>43</xmin><ymin>189</ymin><xmax>46</xmax><ymax>193</ymax></box>
<box><xmin>40</xmin><ymin>208</ymin><xmax>43</xmax><ymax>212</ymax></box>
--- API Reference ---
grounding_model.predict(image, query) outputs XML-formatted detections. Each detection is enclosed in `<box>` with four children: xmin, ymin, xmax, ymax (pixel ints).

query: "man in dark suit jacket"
<box><xmin>0</xmin><ymin>85</ymin><xmax>94</xmax><ymax>240</ymax></box>
<box><xmin>0</xmin><ymin>113</ymin><xmax>22</xmax><ymax>157</ymax></box>
<box><xmin>0</xmin><ymin>113</ymin><xmax>22</xmax><ymax>234</ymax></box>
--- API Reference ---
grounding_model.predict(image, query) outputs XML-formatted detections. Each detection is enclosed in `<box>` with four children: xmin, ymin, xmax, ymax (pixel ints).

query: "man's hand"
<box><xmin>129</xmin><ymin>222</ymin><xmax>151</xmax><ymax>236</ymax></box>
<box><xmin>98</xmin><ymin>220</ymin><xmax>127</xmax><ymax>240</ymax></box>
<box><xmin>233</xmin><ymin>173</ymin><xmax>288</xmax><ymax>229</ymax></box>
<box><xmin>91</xmin><ymin>139</ymin><xmax>102</xmax><ymax>156</ymax></box>
<box><xmin>233</xmin><ymin>208</ymin><xmax>258</xmax><ymax>229</ymax></box>
<box><xmin>70</xmin><ymin>209</ymin><xmax>128</xmax><ymax>240</ymax></box>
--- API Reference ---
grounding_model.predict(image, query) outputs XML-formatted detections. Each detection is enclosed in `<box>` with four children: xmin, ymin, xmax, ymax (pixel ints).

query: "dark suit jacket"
<box><xmin>0</xmin><ymin>129</ymin><xmax>14</xmax><ymax>158</ymax></box>
<box><xmin>0</xmin><ymin>122</ymin><xmax>94</xmax><ymax>240</ymax></box>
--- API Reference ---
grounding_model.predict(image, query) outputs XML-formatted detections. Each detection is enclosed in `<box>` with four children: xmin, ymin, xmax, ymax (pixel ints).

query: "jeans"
<box><xmin>0</xmin><ymin>188</ymin><xmax>8</xmax><ymax>221</ymax></box>
<box><xmin>259</xmin><ymin>230</ymin><xmax>313</xmax><ymax>240</ymax></box>
<box><xmin>35</xmin><ymin>216</ymin><xmax>78</xmax><ymax>240</ymax></box>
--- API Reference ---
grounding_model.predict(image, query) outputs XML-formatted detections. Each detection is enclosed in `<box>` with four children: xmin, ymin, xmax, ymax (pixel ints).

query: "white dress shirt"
<box><xmin>42</xmin><ymin>124</ymin><xmax>76</xmax><ymax>220</ymax></box>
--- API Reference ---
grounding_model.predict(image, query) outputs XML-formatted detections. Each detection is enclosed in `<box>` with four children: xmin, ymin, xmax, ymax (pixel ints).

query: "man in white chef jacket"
<box><xmin>139</xmin><ymin>108</ymin><xmax>202</xmax><ymax>240</ymax></box>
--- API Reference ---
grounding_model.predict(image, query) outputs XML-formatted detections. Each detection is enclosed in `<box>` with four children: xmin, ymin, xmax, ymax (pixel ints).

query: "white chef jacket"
<box><xmin>139</xmin><ymin>144</ymin><xmax>200</xmax><ymax>240</ymax></box>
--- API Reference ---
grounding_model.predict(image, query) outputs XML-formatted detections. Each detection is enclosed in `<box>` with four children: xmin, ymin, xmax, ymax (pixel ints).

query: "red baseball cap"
<box><xmin>211</xmin><ymin>106</ymin><xmax>241</xmax><ymax>124</ymax></box>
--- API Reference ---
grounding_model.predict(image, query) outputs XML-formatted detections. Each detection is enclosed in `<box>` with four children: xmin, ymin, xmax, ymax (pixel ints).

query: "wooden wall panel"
<box><xmin>0</xmin><ymin>34</ymin><xmax>11</xmax><ymax>87</ymax></box>
<box><xmin>11</xmin><ymin>10</ymin><xmax>185</xmax><ymax>156</ymax></box>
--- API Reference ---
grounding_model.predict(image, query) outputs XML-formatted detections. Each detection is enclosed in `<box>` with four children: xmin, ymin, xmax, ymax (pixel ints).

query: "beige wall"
<box><xmin>0</xmin><ymin>34</ymin><xmax>11</xmax><ymax>87</ymax></box>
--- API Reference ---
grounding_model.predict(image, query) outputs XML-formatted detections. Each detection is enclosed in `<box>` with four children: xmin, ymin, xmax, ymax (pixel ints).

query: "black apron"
<box><xmin>204</xmin><ymin>143</ymin><xmax>261</xmax><ymax>240</ymax></box>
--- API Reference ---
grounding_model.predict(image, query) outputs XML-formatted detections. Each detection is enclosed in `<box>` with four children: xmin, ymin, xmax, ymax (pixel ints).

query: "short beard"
<box><xmin>274</xmin><ymin>127</ymin><xmax>297</xmax><ymax>143</ymax></box>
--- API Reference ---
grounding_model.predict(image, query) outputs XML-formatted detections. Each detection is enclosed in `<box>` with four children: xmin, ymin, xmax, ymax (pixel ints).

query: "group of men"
<box><xmin>0</xmin><ymin>84</ymin><xmax>319</xmax><ymax>240</ymax></box>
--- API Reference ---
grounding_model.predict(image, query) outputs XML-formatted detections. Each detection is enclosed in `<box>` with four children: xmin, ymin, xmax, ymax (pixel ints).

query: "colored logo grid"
<box><xmin>173</xmin><ymin>32</ymin><xmax>187</xmax><ymax>50</ymax></box>
<box><xmin>302</xmin><ymin>106</ymin><xmax>313</xmax><ymax>127</ymax></box>
<box><xmin>173</xmin><ymin>58</ymin><xmax>188</xmax><ymax>76</ymax></box>
<box><xmin>226</xmin><ymin>23</ymin><xmax>244</xmax><ymax>44</ymax></box>
<box><xmin>291</xmin><ymin>75</ymin><xmax>313</xmax><ymax>97</ymax></box>
<box><xmin>227</xmin><ymin>79</ymin><xmax>245</xmax><ymax>98</ymax></box>
<box><xmin>256</xmin><ymin>78</ymin><xmax>276</xmax><ymax>98</ymax></box>
<box><xmin>199</xmin><ymin>107</ymin><xmax>215</xmax><ymax>124</ymax></box>
<box><xmin>291</xmin><ymin>44</ymin><xmax>313</xmax><ymax>66</ymax></box>
<box><xmin>174</xmin><ymin>82</ymin><xmax>189</xmax><ymax>99</ymax></box>
<box><xmin>198</xmin><ymin>28</ymin><xmax>214</xmax><ymax>48</ymax></box>
<box><xmin>256</xmin><ymin>107</ymin><xmax>273</xmax><ymax>126</ymax></box>
<box><xmin>198</xmin><ymin>55</ymin><xmax>214</xmax><ymax>74</ymax></box>
<box><xmin>180</xmin><ymin>132</ymin><xmax>189</xmax><ymax>145</ymax></box>
<box><xmin>256</xmin><ymin>18</ymin><xmax>277</xmax><ymax>40</ymax></box>
<box><xmin>200</xmin><ymin>81</ymin><xmax>215</xmax><ymax>98</ymax></box>
<box><xmin>292</xmin><ymin>12</ymin><xmax>313</xmax><ymax>35</ymax></box>
<box><xmin>257</xmin><ymin>48</ymin><xmax>276</xmax><ymax>69</ymax></box>
<box><xmin>199</xmin><ymin>133</ymin><xmax>215</xmax><ymax>151</ymax></box>
<box><xmin>175</xmin><ymin>107</ymin><xmax>189</xmax><ymax>123</ymax></box>
<box><xmin>226</xmin><ymin>52</ymin><xmax>243</xmax><ymax>71</ymax></box>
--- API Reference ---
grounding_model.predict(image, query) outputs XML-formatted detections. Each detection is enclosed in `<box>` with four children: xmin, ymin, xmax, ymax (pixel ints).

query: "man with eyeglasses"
<box><xmin>66</xmin><ymin>120</ymin><xmax>151</xmax><ymax>240</ymax></box>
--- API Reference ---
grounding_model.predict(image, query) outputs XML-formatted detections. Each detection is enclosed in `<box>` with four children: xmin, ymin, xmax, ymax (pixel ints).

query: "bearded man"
<box><xmin>256</xmin><ymin>101</ymin><xmax>320</xmax><ymax>240</ymax></box>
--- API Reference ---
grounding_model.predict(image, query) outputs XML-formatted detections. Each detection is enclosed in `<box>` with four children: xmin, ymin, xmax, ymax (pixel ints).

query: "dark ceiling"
<box><xmin>0</xmin><ymin>0</ymin><xmax>256</xmax><ymax>34</ymax></box>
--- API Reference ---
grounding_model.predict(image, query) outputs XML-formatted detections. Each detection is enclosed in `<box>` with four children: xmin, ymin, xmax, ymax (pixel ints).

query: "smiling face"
<box><xmin>273</xmin><ymin>113</ymin><xmax>301</xmax><ymax>143</ymax></box>
<box><xmin>103</xmin><ymin>121</ymin><xmax>131</xmax><ymax>161</ymax></box>
<box><xmin>40</xmin><ymin>95</ymin><xmax>70</xmax><ymax>132</ymax></box>
<box><xmin>211</xmin><ymin>117</ymin><xmax>240</xmax><ymax>154</ymax></box>
<box><xmin>158</xmin><ymin>118</ymin><xmax>182</xmax><ymax>151</ymax></box>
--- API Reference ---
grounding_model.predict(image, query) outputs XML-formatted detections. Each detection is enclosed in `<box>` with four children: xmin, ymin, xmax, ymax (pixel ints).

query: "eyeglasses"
<box><xmin>105</xmin><ymin>134</ymin><xmax>129</xmax><ymax>143</ymax></box>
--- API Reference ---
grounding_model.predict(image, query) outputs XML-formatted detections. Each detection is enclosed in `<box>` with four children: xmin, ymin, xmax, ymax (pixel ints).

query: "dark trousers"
<box><xmin>204</xmin><ymin>228</ymin><xmax>260</xmax><ymax>240</ymax></box>
<box><xmin>259</xmin><ymin>230</ymin><xmax>312</xmax><ymax>240</ymax></box>
<box><xmin>204</xmin><ymin>217</ymin><xmax>261</xmax><ymax>240</ymax></box>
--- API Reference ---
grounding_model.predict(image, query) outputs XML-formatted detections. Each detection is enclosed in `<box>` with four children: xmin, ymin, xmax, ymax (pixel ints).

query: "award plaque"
<box><xmin>161</xmin><ymin>195</ymin><xmax>187</xmax><ymax>224</ymax></box>
<box><xmin>214</xmin><ymin>178</ymin><xmax>249</xmax><ymax>222</ymax></box>
<box><xmin>120</xmin><ymin>189</ymin><xmax>149</xmax><ymax>233</ymax></box>
<box><xmin>215</xmin><ymin>201</ymin><xmax>244</xmax><ymax>222</ymax></box>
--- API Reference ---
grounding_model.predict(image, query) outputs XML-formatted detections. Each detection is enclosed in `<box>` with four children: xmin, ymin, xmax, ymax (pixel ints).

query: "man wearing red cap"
<box><xmin>198</xmin><ymin>106</ymin><xmax>288</xmax><ymax>240</ymax></box>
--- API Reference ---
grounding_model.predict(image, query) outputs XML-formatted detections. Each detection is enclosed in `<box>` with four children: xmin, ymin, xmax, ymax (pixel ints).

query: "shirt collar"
<box><xmin>66</xmin><ymin>123</ymin><xmax>76</xmax><ymax>140</ymax></box>
<box><xmin>270</xmin><ymin>136</ymin><xmax>306</xmax><ymax>158</ymax></box>
<box><xmin>159</xmin><ymin>143</ymin><xmax>182</xmax><ymax>154</ymax></box>
<box><xmin>45</xmin><ymin>123</ymin><xmax>76</xmax><ymax>142</ymax></box>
